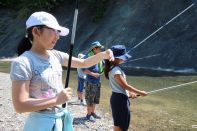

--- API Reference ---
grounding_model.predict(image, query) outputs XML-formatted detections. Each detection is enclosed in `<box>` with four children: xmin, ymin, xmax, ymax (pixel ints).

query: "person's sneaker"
<box><xmin>86</xmin><ymin>114</ymin><xmax>95</xmax><ymax>122</ymax></box>
<box><xmin>91</xmin><ymin>112</ymin><xmax>101</xmax><ymax>119</ymax></box>
<box><xmin>80</xmin><ymin>99</ymin><xmax>87</xmax><ymax>106</ymax></box>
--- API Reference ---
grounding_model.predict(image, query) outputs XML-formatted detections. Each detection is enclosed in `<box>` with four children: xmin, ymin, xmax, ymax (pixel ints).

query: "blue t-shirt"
<box><xmin>83</xmin><ymin>54</ymin><xmax>103</xmax><ymax>84</ymax></box>
<box><xmin>85</xmin><ymin>64</ymin><xmax>101</xmax><ymax>84</ymax></box>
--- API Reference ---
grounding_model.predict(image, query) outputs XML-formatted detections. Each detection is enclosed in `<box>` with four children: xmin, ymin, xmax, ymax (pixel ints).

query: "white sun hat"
<box><xmin>26</xmin><ymin>11</ymin><xmax>69</xmax><ymax>36</ymax></box>
<box><xmin>78</xmin><ymin>53</ymin><xmax>85</xmax><ymax>59</ymax></box>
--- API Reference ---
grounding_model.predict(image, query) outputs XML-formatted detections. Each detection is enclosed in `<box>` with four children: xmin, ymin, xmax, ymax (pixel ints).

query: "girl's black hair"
<box><xmin>104</xmin><ymin>59</ymin><xmax>117</xmax><ymax>79</ymax></box>
<box><xmin>17</xmin><ymin>25</ymin><xmax>45</xmax><ymax>56</ymax></box>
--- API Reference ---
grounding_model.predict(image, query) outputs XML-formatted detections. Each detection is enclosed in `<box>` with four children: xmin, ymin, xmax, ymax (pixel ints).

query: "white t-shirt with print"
<box><xmin>77</xmin><ymin>68</ymin><xmax>86</xmax><ymax>79</ymax></box>
<box><xmin>10</xmin><ymin>50</ymin><xmax>68</xmax><ymax>99</ymax></box>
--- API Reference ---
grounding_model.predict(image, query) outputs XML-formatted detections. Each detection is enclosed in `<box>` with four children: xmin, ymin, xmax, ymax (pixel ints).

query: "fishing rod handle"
<box><xmin>129</xmin><ymin>94</ymin><xmax>140</xmax><ymax>98</ymax></box>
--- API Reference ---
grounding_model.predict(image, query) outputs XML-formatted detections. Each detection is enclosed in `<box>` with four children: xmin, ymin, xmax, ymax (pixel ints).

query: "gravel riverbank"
<box><xmin>0</xmin><ymin>72</ymin><xmax>113</xmax><ymax>131</ymax></box>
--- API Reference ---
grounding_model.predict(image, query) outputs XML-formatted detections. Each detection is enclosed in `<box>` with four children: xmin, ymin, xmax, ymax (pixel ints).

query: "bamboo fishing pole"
<box><xmin>62</xmin><ymin>0</ymin><xmax>79</xmax><ymax>108</ymax></box>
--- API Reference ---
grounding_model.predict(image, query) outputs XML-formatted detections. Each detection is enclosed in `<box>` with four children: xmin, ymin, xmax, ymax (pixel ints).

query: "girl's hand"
<box><xmin>93</xmin><ymin>72</ymin><xmax>101</xmax><ymax>78</ymax></box>
<box><xmin>139</xmin><ymin>91</ymin><xmax>148</xmax><ymax>97</ymax></box>
<box><xmin>56</xmin><ymin>87</ymin><xmax>72</xmax><ymax>105</ymax></box>
<box><xmin>128</xmin><ymin>92</ymin><xmax>138</xmax><ymax>99</ymax></box>
<box><xmin>105</xmin><ymin>49</ymin><xmax>114</xmax><ymax>61</ymax></box>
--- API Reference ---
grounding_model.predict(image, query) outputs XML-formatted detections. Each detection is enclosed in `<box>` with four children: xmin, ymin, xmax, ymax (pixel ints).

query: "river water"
<box><xmin>67</xmin><ymin>71</ymin><xmax>197</xmax><ymax>131</ymax></box>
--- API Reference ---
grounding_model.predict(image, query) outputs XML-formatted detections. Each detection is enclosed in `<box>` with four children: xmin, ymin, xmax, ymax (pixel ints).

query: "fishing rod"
<box><xmin>128</xmin><ymin>1</ymin><xmax>196</xmax><ymax>52</ymax></box>
<box><xmin>130</xmin><ymin>80</ymin><xmax>197</xmax><ymax>98</ymax></box>
<box><xmin>62</xmin><ymin>0</ymin><xmax>79</xmax><ymax>108</ymax></box>
<box><xmin>127</xmin><ymin>53</ymin><xmax>161</xmax><ymax>63</ymax></box>
<box><xmin>147</xmin><ymin>80</ymin><xmax>197</xmax><ymax>94</ymax></box>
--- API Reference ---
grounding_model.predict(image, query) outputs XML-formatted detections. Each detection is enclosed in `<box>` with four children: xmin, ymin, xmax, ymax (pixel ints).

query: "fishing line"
<box><xmin>147</xmin><ymin>80</ymin><xmax>197</xmax><ymax>94</ymax></box>
<box><xmin>130</xmin><ymin>80</ymin><xmax>197</xmax><ymax>98</ymax></box>
<box><xmin>127</xmin><ymin>1</ymin><xmax>196</xmax><ymax>53</ymax></box>
<box><xmin>127</xmin><ymin>53</ymin><xmax>161</xmax><ymax>63</ymax></box>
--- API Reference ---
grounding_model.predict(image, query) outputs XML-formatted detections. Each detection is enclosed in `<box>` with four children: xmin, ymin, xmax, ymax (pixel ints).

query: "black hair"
<box><xmin>17</xmin><ymin>25</ymin><xmax>45</xmax><ymax>56</ymax></box>
<box><xmin>104</xmin><ymin>59</ymin><xmax>117</xmax><ymax>79</ymax></box>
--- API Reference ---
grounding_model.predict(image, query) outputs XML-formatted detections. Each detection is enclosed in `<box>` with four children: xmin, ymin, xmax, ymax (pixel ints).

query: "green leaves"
<box><xmin>1</xmin><ymin>0</ymin><xmax>65</xmax><ymax>16</ymax></box>
<box><xmin>85</xmin><ymin>0</ymin><xmax>109</xmax><ymax>22</ymax></box>
<box><xmin>1</xmin><ymin>0</ymin><xmax>109</xmax><ymax>21</ymax></box>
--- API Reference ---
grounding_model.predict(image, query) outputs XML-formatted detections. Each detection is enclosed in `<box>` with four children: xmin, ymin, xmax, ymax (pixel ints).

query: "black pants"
<box><xmin>110</xmin><ymin>92</ymin><xmax>130</xmax><ymax>131</ymax></box>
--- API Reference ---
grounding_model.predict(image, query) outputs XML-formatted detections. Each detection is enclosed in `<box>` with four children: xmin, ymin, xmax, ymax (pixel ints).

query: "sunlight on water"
<box><xmin>67</xmin><ymin>71</ymin><xmax>197</xmax><ymax>131</ymax></box>
<box><xmin>192</xmin><ymin>125</ymin><xmax>197</xmax><ymax>129</ymax></box>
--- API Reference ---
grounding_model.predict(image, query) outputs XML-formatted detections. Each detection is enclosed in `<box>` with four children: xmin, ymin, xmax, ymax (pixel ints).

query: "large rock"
<box><xmin>0</xmin><ymin>0</ymin><xmax>196</xmax><ymax>72</ymax></box>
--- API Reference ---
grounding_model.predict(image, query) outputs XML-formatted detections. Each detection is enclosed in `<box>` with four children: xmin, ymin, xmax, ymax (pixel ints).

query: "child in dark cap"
<box><xmin>104</xmin><ymin>45</ymin><xmax>148</xmax><ymax>131</ymax></box>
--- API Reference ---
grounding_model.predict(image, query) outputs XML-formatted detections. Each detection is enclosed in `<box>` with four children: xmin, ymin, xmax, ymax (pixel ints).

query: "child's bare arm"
<box><xmin>114</xmin><ymin>74</ymin><xmax>147</xmax><ymax>96</ymax></box>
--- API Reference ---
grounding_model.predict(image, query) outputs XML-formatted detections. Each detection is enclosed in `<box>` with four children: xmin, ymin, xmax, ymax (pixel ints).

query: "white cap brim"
<box><xmin>47</xmin><ymin>25</ymin><xmax>69</xmax><ymax>36</ymax></box>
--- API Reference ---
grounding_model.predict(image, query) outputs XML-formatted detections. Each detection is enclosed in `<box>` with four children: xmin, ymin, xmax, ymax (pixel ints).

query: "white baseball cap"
<box><xmin>26</xmin><ymin>11</ymin><xmax>69</xmax><ymax>36</ymax></box>
<box><xmin>78</xmin><ymin>53</ymin><xmax>85</xmax><ymax>59</ymax></box>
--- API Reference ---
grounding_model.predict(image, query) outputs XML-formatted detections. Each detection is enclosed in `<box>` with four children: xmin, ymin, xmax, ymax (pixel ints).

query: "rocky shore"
<box><xmin>0</xmin><ymin>72</ymin><xmax>113</xmax><ymax>131</ymax></box>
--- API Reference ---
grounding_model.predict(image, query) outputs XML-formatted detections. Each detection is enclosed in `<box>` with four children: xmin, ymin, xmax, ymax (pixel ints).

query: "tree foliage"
<box><xmin>1</xmin><ymin>0</ymin><xmax>64</xmax><ymax>9</ymax></box>
<box><xmin>0</xmin><ymin>0</ymin><xmax>109</xmax><ymax>22</ymax></box>
<box><xmin>1</xmin><ymin>0</ymin><xmax>64</xmax><ymax>16</ymax></box>
<box><xmin>85</xmin><ymin>0</ymin><xmax>109</xmax><ymax>22</ymax></box>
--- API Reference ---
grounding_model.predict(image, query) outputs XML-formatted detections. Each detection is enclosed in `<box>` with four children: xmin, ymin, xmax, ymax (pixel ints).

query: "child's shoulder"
<box><xmin>110</xmin><ymin>66</ymin><xmax>123</xmax><ymax>74</ymax></box>
<box><xmin>112</xmin><ymin>65</ymin><xmax>121</xmax><ymax>71</ymax></box>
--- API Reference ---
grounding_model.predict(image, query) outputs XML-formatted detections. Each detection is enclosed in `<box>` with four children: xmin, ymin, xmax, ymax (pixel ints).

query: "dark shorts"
<box><xmin>110</xmin><ymin>92</ymin><xmax>130</xmax><ymax>131</ymax></box>
<box><xmin>77</xmin><ymin>76</ymin><xmax>85</xmax><ymax>93</ymax></box>
<box><xmin>85</xmin><ymin>81</ymin><xmax>101</xmax><ymax>105</ymax></box>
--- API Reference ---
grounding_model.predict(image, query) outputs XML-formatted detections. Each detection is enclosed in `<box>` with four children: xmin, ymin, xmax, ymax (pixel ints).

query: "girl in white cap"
<box><xmin>104</xmin><ymin>45</ymin><xmax>147</xmax><ymax>131</ymax></box>
<box><xmin>10</xmin><ymin>11</ymin><xmax>114</xmax><ymax>131</ymax></box>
